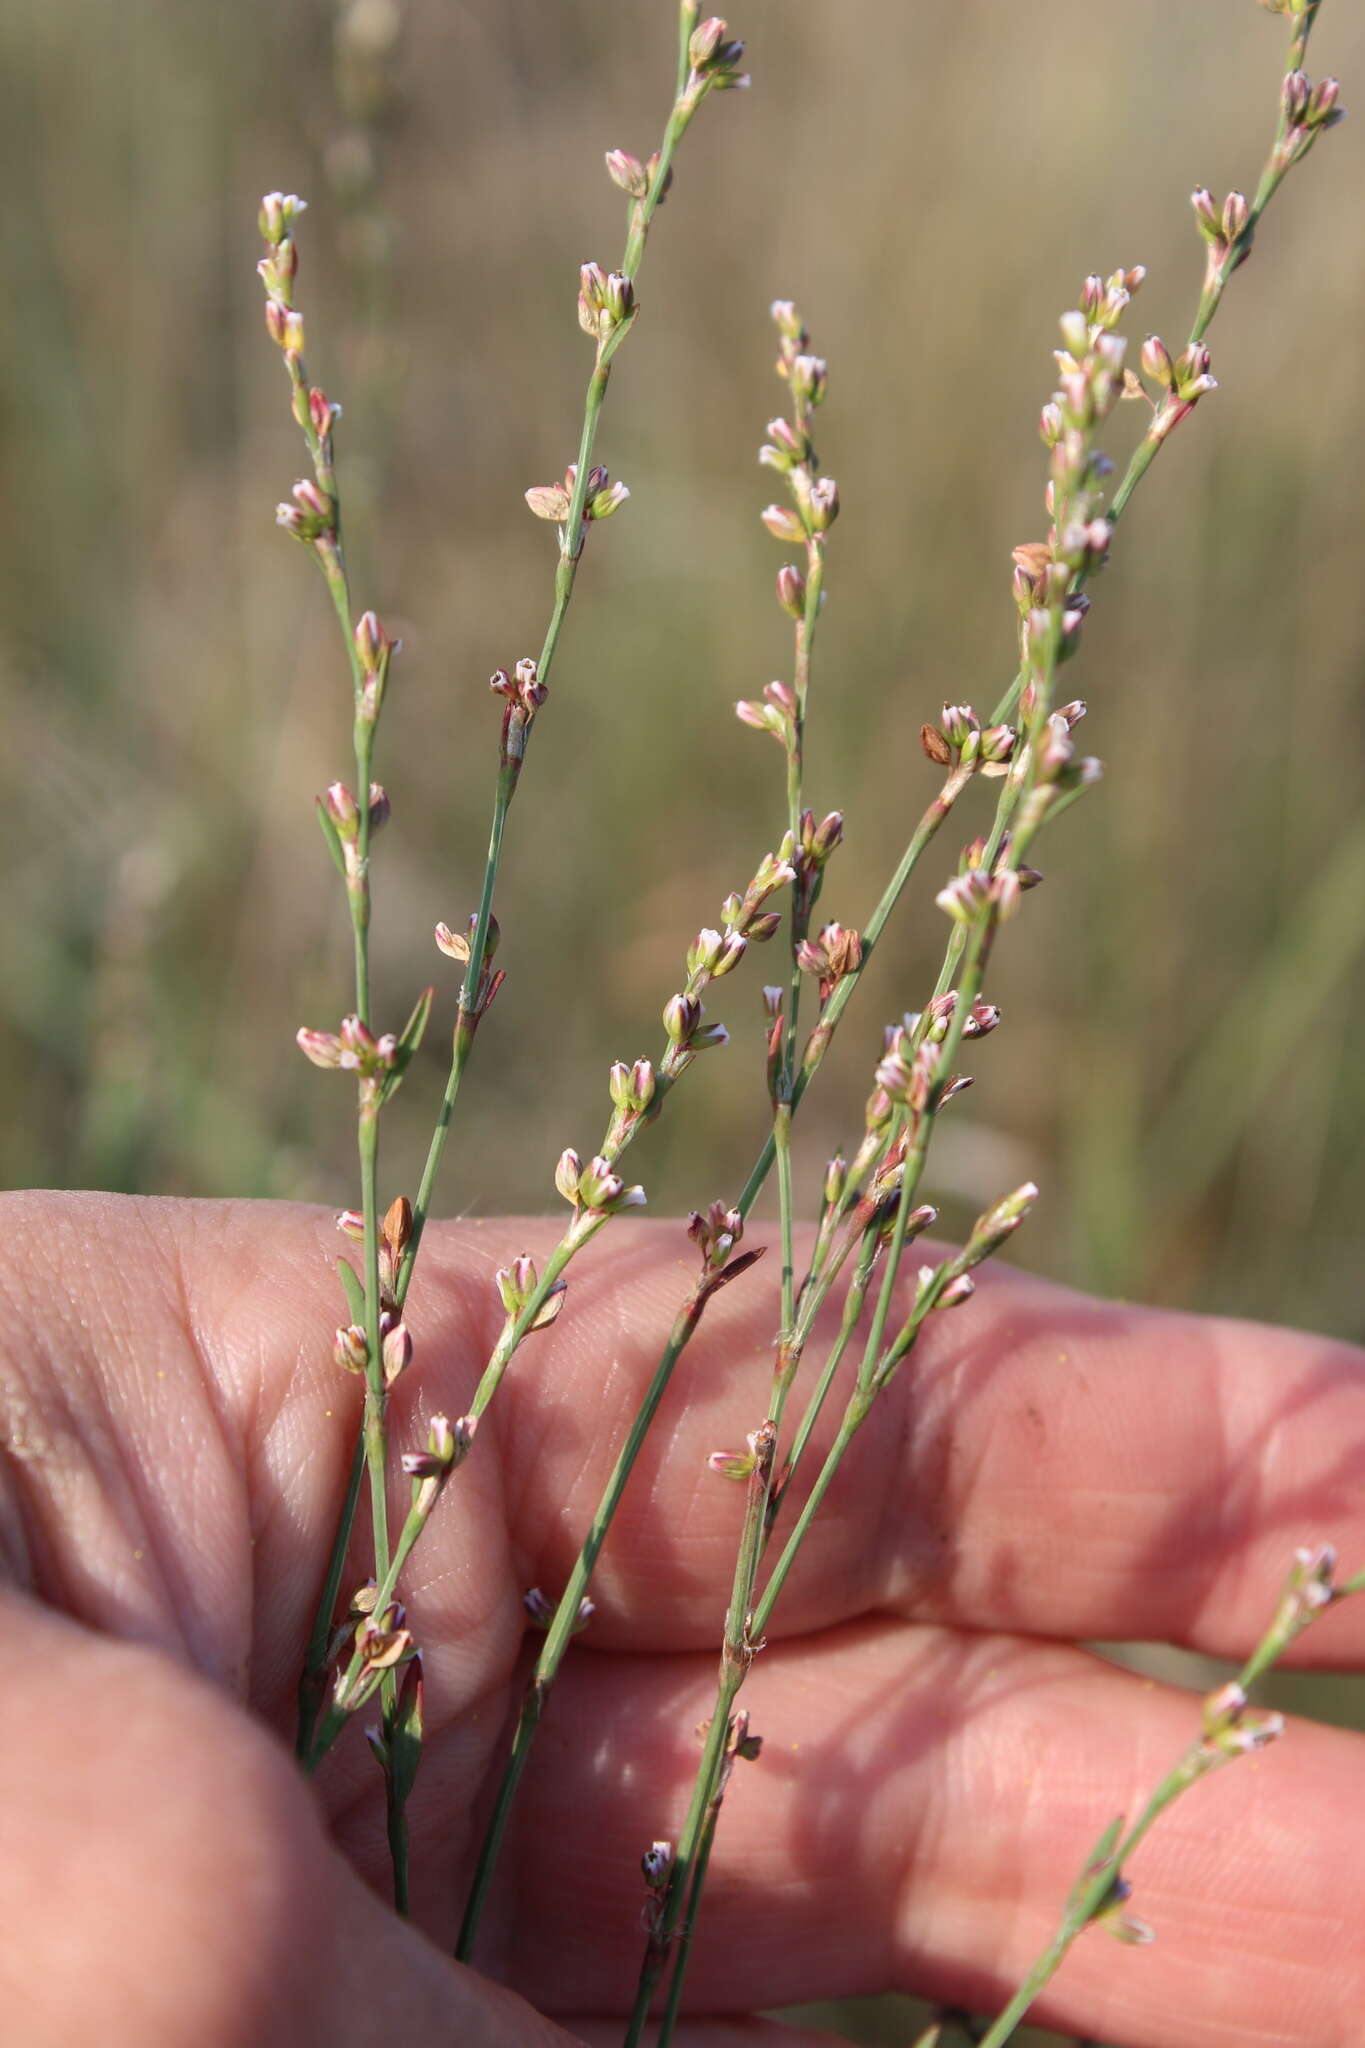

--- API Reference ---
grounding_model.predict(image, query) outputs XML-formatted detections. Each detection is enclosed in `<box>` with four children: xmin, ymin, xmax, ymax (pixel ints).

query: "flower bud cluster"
<box><xmin>400</xmin><ymin>1411</ymin><xmax>477</xmax><ymax>1484</ymax></box>
<box><xmin>736</xmin><ymin>677</ymin><xmax>797</xmax><ymax>747</ymax></box>
<box><xmin>1196</xmin><ymin>1673</ymin><xmax>1284</xmax><ymax>1767</ymax></box>
<box><xmin>435</xmin><ymin>910</ymin><xmax>505</xmax><ymax>1021</ymax></box>
<box><xmin>720</xmin><ymin>845</ymin><xmax>797</xmax><ymax>940</ymax></box>
<box><xmin>795</xmin><ymin>920</ymin><xmax>863</xmax><ymax>1004</ymax></box>
<box><xmin>488</xmin><ymin>656</ymin><xmax>549</xmax><ymax>775</ymax></box>
<box><xmin>298</xmin><ymin>1013</ymin><xmax>400</xmax><ymax>1077</ymax></box>
<box><xmin>1019</xmin><ymin>270</ymin><xmax>1143</xmax><ymax>673</ymax></box>
<box><xmin>755</xmin><ymin>300</ymin><xmax>837</xmax><ymax>630</ymax></box>
<box><xmin>553</xmin><ymin>1146</ymin><xmax>647</xmax><ymax>1219</ymax></box>
<box><xmin>921</xmin><ymin>703</ymin><xmax>1018</xmax><ymax>778</ymax></box>
<box><xmin>257</xmin><ymin>193</ymin><xmax>308</xmax><ymax>351</ymax></box>
<box><xmin>526</xmin><ymin>461</ymin><xmax>631</xmax><ymax>529</ymax></box>
<box><xmin>686</xmin><ymin>15</ymin><xmax>749</xmax><ymax>94</ymax></box>
<box><xmin>1274</xmin><ymin>69</ymin><xmax>1344</xmax><ymax>175</ymax></box>
<box><xmin>577</xmin><ymin>261</ymin><xmax>636</xmax><ymax>343</ymax></box>
<box><xmin>276</xmin><ymin>475</ymin><xmax>336</xmax><ymax>544</ymax></box>
<box><xmin>688</xmin><ymin>1199</ymin><xmax>744</xmax><ymax>1271</ymax></box>
<box><xmin>874</xmin><ymin>1025</ymin><xmax>967</xmax><ymax>1118</ymax></box>
<box><xmin>495</xmin><ymin>1254</ymin><xmax>568</xmax><ymax>1334</ymax></box>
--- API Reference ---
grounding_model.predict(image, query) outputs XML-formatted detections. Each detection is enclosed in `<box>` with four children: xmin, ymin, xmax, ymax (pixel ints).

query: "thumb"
<box><xmin>0</xmin><ymin>1585</ymin><xmax>577</xmax><ymax>2048</ymax></box>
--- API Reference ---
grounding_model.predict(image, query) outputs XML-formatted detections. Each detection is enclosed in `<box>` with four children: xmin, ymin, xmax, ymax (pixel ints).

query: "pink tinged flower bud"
<box><xmin>970</xmin><ymin>1181</ymin><xmax>1040</xmax><ymax>1255</ymax></box>
<box><xmin>554</xmin><ymin>1147</ymin><xmax>583</xmax><ymax>1204</ymax></box>
<box><xmin>1282</xmin><ymin>69</ymin><xmax>1311</xmax><ymax>125</ymax></box>
<box><xmin>1057</xmin><ymin>308</ymin><xmax>1089</xmax><ymax>358</ymax></box>
<box><xmin>1140</xmin><ymin>334</ymin><xmax>1174</xmax><ymax>388</ymax></box>
<box><xmin>1289</xmin><ymin>1542</ymin><xmax>1338</xmax><ymax>1613</ymax></box>
<box><xmin>354</xmin><ymin>610</ymin><xmax>386</xmax><ymax>672</ymax></box>
<box><xmin>334</xmin><ymin>1324</ymin><xmax>369</xmax><ymax>1373</ymax></box>
<box><xmin>808</xmin><ymin>476</ymin><xmax>840</xmax><ymax>531</ymax></box>
<box><xmin>297</xmin><ymin>1027</ymin><xmax>344</xmax><ymax>1068</ymax></box>
<box><xmin>663</xmin><ymin>992</ymin><xmax>702</xmax><ymax>1043</ymax></box>
<box><xmin>587</xmin><ymin>478</ymin><xmax>630</xmax><ymax>520</ymax></box>
<box><xmin>1220</xmin><ymin>1711</ymin><xmax>1285</xmax><ymax>1755</ymax></box>
<box><xmin>496</xmin><ymin>1255</ymin><xmax>537</xmax><ymax>1316</ymax></box>
<box><xmin>760</xmin><ymin>503</ymin><xmax>806</xmax><ymax>544</ymax></box>
<box><xmin>335</xmin><ymin>1209</ymin><xmax>365</xmax><ymax>1239</ymax></box>
<box><xmin>935</xmin><ymin>1273</ymin><xmax>976</xmax><ymax>1310</ymax></box>
<box><xmin>790</xmin><ymin>353</ymin><xmax>828</xmax><ymax>407</ymax></box>
<box><xmin>687</xmin><ymin>929</ymin><xmax>725</xmax><ymax>977</ymax></box>
<box><xmin>770</xmin><ymin>299</ymin><xmax>805</xmax><ymax>344</ymax></box>
<box><xmin>776</xmin><ymin>564</ymin><xmax>806</xmax><ymax>617</ymax></box>
<box><xmin>708</xmin><ymin>1447</ymin><xmax>757</xmax><ymax>1481</ymax></box>
<box><xmin>746</xmin><ymin>911</ymin><xmax>783</xmax><ymax>942</ymax></box>
<box><xmin>382</xmin><ymin>1321</ymin><xmax>413</xmax><ymax>1385</ymax></box>
<box><xmin>305</xmin><ymin>389</ymin><xmax>338</xmax><ymax>442</ymax></box>
<box><xmin>823</xmin><ymin>1153</ymin><xmax>847</xmax><ymax>1208</ymax></box>
<box><xmin>935</xmin><ymin>869</ymin><xmax>992</xmax><ymax>925</ymax></box>
<box><xmin>1038</xmin><ymin>402</ymin><xmax>1063</xmax><ymax>447</ymax></box>
<box><xmin>689</xmin><ymin>15</ymin><xmax>725</xmax><ymax>65</ymax></box>
<box><xmin>604</xmin><ymin>148</ymin><xmax>648</xmax><ymax>198</ymax></box>
<box><xmin>710</xmin><ymin>932</ymin><xmax>748</xmax><ymax>978</ymax></box>
<box><xmin>1190</xmin><ymin>185</ymin><xmax>1221</xmax><ymax>242</ymax></box>
<box><xmin>641</xmin><ymin>1839</ymin><xmax>673</xmax><ymax>1888</ymax></box>
<box><xmin>259</xmin><ymin>191</ymin><xmax>307</xmax><ymax>244</ymax></box>
<box><xmin>1219</xmin><ymin>189</ymin><xmax>1249</xmax><ymax>245</ymax></box>
<box><xmin>1202</xmin><ymin>1681</ymin><xmax>1248</xmax><ymax>1733</ymax></box>
<box><xmin>941</xmin><ymin>703</ymin><xmax>979</xmax><ymax>748</ymax></box>
<box><xmin>325</xmin><ymin>782</ymin><xmax>360</xmax><ymax>840</ymax></box>
<box><xmin>1308</xmin><ymin>76</ymin><xmax>1343</xmax><ymax>127</ymax></box>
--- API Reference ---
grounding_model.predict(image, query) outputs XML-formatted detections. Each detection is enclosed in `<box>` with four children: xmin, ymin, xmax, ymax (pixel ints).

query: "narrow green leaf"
<box><xmin>336</xmin><ymin>1256</ymin><xmax>366</xmax><ymax>1325</ymax></box>
<box><xmin>316</xmin><ymin>796</ymin><xmax>346</xmax><ymax>876</ymax></box>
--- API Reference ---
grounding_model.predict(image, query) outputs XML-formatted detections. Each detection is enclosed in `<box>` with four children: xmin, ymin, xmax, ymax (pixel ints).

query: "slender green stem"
<box><xmin>735</xmin><ymin>762</ymin><xmax>973</xmax><ymax>1216</ymax></box>
<box><xmin>754</xmin><ymin>1404</ymin><xmax>862</xmax><ymax>1642</ymax></box>
<box><xmin>657</xmin><ymin>1790</ymin><xmax>721</xmax><ymax>2048</ymax></box>
<box><xmin>624</xmin><ymin>1428</ymin><xmax>775</xmax><ymax>2048</ymax></box>
<box><xmin>977</xmin><ymin>1562</ymin><xmax>1354</xmax><ymax>2048</ymax></box>
<box><xmin>456</xmin><ymin>1271</ymin><xmax>721</xmax><ymax>1960</ymax></box>
<box><xmin>391</xmin><ymin>11</ymin><xmax>712</xmax><ymax>1315</ymax></box>
<box><xmin>358</xmin><ymin>1107</ymin><xmax>390</xmax><ymax>1585</ymax></box>
<box><xmin>398</xmin><ymin>759</ymin><xmax>514</xmax><ymax>1296</ymax></box>
<box><xmin>299</xmin><ymin>15</ymin><xmax>719</xmax><ymax>1758</ymax></box>
<box><xmin>306</xmin><ymin>1464</ymin><xmax>449</xmax><ymax>1769</ymax></box>
<box><xmin>770</xmin><ymin>1223</ymin><xmax>879</xmax><ymax>1532</ymax></box>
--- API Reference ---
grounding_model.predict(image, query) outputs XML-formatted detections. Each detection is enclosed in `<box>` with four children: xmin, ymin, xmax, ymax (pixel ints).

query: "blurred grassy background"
<box><xmin>2</xmin><ymin>2</ymin><xmax>1363</xmax><ymax>2038</ymax></box>
<box><xmin>2</xmin><ymin>0</ymin><xmax>1363</xmax><ymax>1336</ymax></box>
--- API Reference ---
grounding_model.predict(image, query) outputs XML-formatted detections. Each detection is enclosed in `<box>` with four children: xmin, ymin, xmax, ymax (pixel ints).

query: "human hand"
<box><xmin>2</xmin><ymin>1190</ymin><xmax>1362</xmax><ymax>2046</ymax></box>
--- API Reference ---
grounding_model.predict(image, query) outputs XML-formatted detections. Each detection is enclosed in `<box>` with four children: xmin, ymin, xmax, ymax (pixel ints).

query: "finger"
<box><xmin>474</xmin><ymin>1616</ymin><xmax>1365</xmax><ymax>2047</ymax></box>
<box><xmin>401</xmin><ymin>1213</ymin><xmax>1365</xmax><ymax>1665</ymax></box>
<box><xmin>0</xmin><ymin>1582</ymin><xmax>583</xmax><ymax>2048</ymax></box>
<box><xmin>8</xmin><ymin>1192</ymin><xmax>1364</xmax><ymax>1688</ymax></box>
